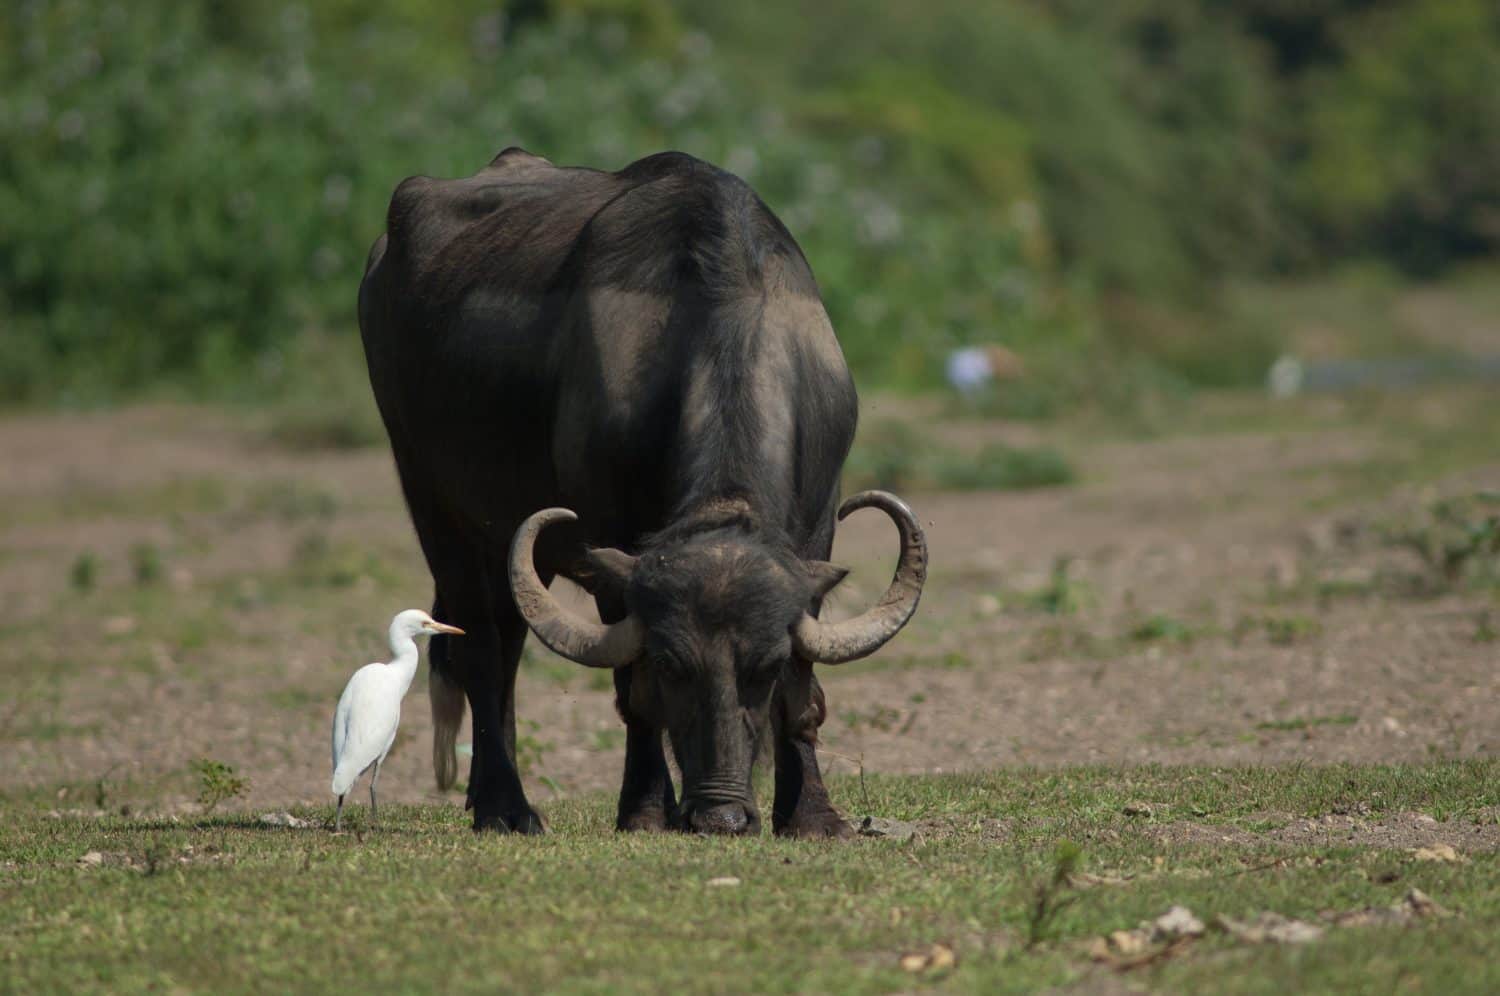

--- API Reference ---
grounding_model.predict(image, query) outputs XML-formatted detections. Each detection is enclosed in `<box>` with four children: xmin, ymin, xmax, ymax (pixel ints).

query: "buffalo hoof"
<box><xmin>688</xmin><ymin>802</ymin><xmax>756</xmax><ymax>836</ymax></box>
<box><xmin>617</xmin><ymin>803</ymin><xmax>674</xmax><ymax>833</ymax></box>
<box><xmin>774</xmin><ymin>807</ymin><xmax>853</xmax><ymax>840</ymax></box>
<box><xmin>473</xmin><ymin>804</ymin><xmax>545</xmax><ymax>835</ymax></box>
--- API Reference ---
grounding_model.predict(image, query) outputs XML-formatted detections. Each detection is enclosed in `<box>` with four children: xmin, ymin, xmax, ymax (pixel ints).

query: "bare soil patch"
<box><xmin>1</xmin><ymin>393</ymin><xmax>1496</xmax><ymax>816</ymax></box>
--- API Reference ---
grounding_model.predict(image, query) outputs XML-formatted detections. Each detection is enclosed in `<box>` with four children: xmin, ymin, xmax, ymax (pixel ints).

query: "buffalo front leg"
<box><xmin>772</xmin><ymin>660</ymin><xmax>852</xmax><ymax>839</ymax></box>
<box><xmin>460</xmin><ymin>606</ymin><xmax>544</xmax><ymax>834</ymax></box>
<box><xmin>612</xmin><ymin>666</ymin><xmax>679</xmax><ymax>831</ymax></box>
<box><xmin>598</xmin><ymin>593</ymin><xmax>678</xmax><ymax>832</ymax></box>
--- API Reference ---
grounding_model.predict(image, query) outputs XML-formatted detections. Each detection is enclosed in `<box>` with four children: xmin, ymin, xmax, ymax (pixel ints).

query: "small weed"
<box><xmin>267</xmin><ymin>686</ymin><xmax>322</xmax><ymax>711</ymax></box>
<box><xmin>930</xmin><ymin>443</ymin><xmax>1075</xmax><ymax>491</ymax></box>
<box><xmin>1130</xmin><ymin>614</ymin><xmax>1195</xmax><ymax>644</ymax></box>
<box><xmin>1023</xmin><ymin>622</ymin><xmax>1113</xmax><ymax>662</ymax></box>
<box><xmin>516</xmin><ymin>720</ymin><xmax>552</xmax><ymax>776</ymax></box>
<box><xmin>1031</xmin><ymin>557</ymin><xmax>1089</xmax><ymax>616</ymax></box>
<box><xmin>1025</xmin><ymin>840</ymin><xmax>1082</xmax><ymax>949</ymax></box>
<box><xmin>1252</xmin><ymin>614</ymin><xmax>1323</xmax><ymax>645</ymax></box>
<box><xmin>591</xmin><ymin>729</ymin><xmax>625</xmax><ymax>752</ymax></box>
<box><xmin>129</xmin><ymin>543</ymin><xmax>163</xmax><ymax>586</ymax></box>
<box><xmin>840</xmin><ymin>704</ymin><xmax>906</xmax><ymax>733</ymax></box>
<box><xmin>141</xmin><ymin>840</ymin><xmax>169</xmax><ymax>877</ymax></box>
<box><xmin>843</xmin><ymin>419</ymin><xmax>925</xmax><ymax>492</ymax></box>
<box><xmin>1383</xmin><ymin>491</ymin><xmax>1500</xmax><ymax>588</ymax></box>
<box><xmin>244</xmin><ymin>481</ymin><xmax>339</xmax><ymax>523</ymax></box>
<box><xmin>68</xmin><ymin>553</ymin><xmax>97</xmax><ymax>592</ymax></box>
<box><xmin>1473</xmin><ymin>612</ymin><xmax>1496</xmax><ymax>644</ymax></box>
<box><xmin>845</xmin><ymin>419</ymin><xmax>1076</xmax><ymax>493</ymax></box>
<box><xmin>266</xmin><ymin>401</ymin><xmax>384</xmax><ymax>452</ymax></box>
<box><xmin>191</xmin><ymin>758</ymin><xmax>247</xmax><ymax>812</ymax></box>
<box><xmin>290</xmin><ymin>532</ymin><xmax>396</xmax><ymax>591</ymax></box>
<box><xmin>93</xmin><ymin>764</ymin><xmax>121</xmax><ymax>810</ymax></box>
<box><xmin>1256</xmin><ymin>713</ymin><xmax>1358</xmax><ymax>732</ymax></box>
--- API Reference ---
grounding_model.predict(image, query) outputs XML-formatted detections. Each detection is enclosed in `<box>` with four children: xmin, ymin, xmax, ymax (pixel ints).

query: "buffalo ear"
<box><xmin>805</xmin><ymin>561</ymin><xmax>850</xmax><ymax>601</ymax></box>
<box><xmin>577</xmin><ymin>547</ymin><xmax>639</xmax><ymax>597</ymax></box>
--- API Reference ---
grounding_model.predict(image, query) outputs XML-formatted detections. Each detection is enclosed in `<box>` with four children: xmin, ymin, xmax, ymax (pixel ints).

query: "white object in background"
<box><xmin>947</xmin><ymin>344</ymin><xmax>1026</xmax><ymax>395</ymax></box>
<box><xmin>1268</xmin><ymin>354</ymin><xmax>1304</xmax><ymax>399</ymax></box>
<box><xmin>330</xmin><ymin>609</ymin><xmax>464</xmax><ymax>831</ymax></box>
<box><xmin>947</xmin><ymin>346</ymin><xmax>995</xmax><ymax>393</ymax></box>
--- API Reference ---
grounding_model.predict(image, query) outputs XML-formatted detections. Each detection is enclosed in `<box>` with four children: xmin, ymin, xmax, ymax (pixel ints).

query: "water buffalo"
<box><xmin>358</xmin><ymin>148</ymin><xmax>927</xmax><ymax>836</ymax></box>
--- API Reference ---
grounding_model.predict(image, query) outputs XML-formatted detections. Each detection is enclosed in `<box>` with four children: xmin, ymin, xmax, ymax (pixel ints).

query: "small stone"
<box><xmin>859</xmin><ymin>816</ymin><xmax>919</xmax><ymax>842</ymax></box>
<box><xmin>1216</xmin><ymin>912</ymin><xmax>1324</xmax><ymax>945</ymax></box>
<box><xmin>102</xmin><ymin>616</ymin><xmax>137</xmax><ymax>636</ymax></box>
<box><xmin>77</xmin><ymin>851</ymin><xmax>104</xmax><ymax>867</ymax></box>
<box><xmin>975</xmin><ymin>594</ymin><xmax>1001</xmax><ymax>617</ymax></box>
<box><xmin>1108</xmin><ymin>929</ymin><xmax>1148</xmax><ymax>955</ymax></box>
<box><xmin>259</xmin><ymin>812</ymin><xmax>308</xmax><ymax>829</ymax></box>
<box><xmin>1122</xmin><ymin>802</ymin><xmax>1154</xmax><ymax>818</ymax></box>
<box><xmin>898</xmin><ymin>943</ymin><xmax>956</xmax><ymax>973</ymax></box>
<box><xmin>1411</xmin><ymin>843</ymin><xmax>1459</xmax><ymax>863</ymax></box>
<box><xmin>1151</xmin><ymin>906</ymin><xmax>1205</xmax><ymax>941</ymax></box>
<box><xmin>705</xmin><ymin>876</ymin><xmax>741</xmax><ymax>888</ymax></box>
<box><xmin>1401</xmin><ymin>888</ymin><xmax>1447</xmax><ymax>918</ymax></box>
<box><xmin>1070</xmin><ymin>871</ymin><xmax>1131</xmax><ymax>888</ymax></box>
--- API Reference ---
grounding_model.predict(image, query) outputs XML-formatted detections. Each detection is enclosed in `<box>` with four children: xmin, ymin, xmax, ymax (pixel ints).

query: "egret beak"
<box><xmin>425</xmin><ymin>621</ymin><xmax>466</xmax><ymax>636</ymax></box>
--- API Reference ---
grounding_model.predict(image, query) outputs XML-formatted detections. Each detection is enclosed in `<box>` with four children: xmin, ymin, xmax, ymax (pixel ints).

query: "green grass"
<box><xmin>844</xmin><ymin>419</ymin><xmax>1076</xmax><ymax>494</ymax></box>
<box><xmin>1255</xmin><ymin>714</ymin><xmax>1360</xmax><ymax>733</ymax></box>
<box><xmin>1</xmin><ymin>763</ymin><xmax>1495</xmax><ymax>994</ymax></box>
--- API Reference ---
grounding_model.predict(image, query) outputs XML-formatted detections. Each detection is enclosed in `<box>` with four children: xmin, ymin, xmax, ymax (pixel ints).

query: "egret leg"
<box><xmin>335</xmin><ymin>794</ymin><xmax>345</xmax><ymax>833</ymax></box>
<box><xmin>369</xmin><ymin>760</ymin><xmax>382</xmax><ymax>826</ymax></box>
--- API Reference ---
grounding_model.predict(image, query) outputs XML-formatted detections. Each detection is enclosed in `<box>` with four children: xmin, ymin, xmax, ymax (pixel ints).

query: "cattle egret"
<box><xmin>331</xmin><ymin>609</ymin><xmax>463</xmax><ymax>830</ymax></box>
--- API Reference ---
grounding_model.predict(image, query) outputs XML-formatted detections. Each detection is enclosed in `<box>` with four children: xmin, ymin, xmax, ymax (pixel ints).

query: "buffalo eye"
<box><xmin>651</xmin><ymin>652</ymin><xmax>689</xmax><ymax>682</ymax></box>
<box><xmin>743</xmin><ymin>653</ymin><xmax>784</xmax><ymax>686</ymax></box>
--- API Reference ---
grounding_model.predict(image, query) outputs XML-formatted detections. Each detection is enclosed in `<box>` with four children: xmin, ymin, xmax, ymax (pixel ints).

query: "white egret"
<box><xmin>331</xmin><ymin>608</ymin><xmax>464</xmax><ymax>830</ymax></box>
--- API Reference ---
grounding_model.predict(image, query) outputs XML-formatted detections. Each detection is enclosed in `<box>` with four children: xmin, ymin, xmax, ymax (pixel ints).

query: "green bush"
<box><xmin>1297</xmin><ymin>0</ymin><xmax>1500</xmax><ymax>272</ymax></box>
<box><xmin>931</xmin><ymin>443</ymin><xmax>1075</xmax><ymax>491</ymax></box>
<box><xmin>844</xmin><ymin>419</ymin><xmax>1075</xmax><ymax>492</ymax></box>
<box><xmin>0</xmin><ymin>0</ymin><xmax>1057</xmax><ymax>402</ymax></box>
<box><xmin>4</xmin><ymin>0</ymin><xmax>1496</xmax><ymax>408</ymax></box>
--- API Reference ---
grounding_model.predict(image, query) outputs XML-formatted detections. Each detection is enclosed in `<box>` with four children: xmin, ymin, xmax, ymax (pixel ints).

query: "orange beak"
<box><xmin>426</xmin><ymin>621</ymin><xmax>465</xmax><ymax>636</ymax></box>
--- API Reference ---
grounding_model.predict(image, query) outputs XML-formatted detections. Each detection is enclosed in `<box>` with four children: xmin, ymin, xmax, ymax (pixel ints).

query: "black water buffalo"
<box><xmin>358</xmin><ymin>148</ymin><xmax>927</xmax><ymax>836</ymax></box>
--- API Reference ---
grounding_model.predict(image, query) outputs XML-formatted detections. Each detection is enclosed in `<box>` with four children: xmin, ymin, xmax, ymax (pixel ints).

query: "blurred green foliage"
<box><xmin>2</xmin><ymin>0</ymin><xmax>1495</xmax><ymax>405</ymax></box>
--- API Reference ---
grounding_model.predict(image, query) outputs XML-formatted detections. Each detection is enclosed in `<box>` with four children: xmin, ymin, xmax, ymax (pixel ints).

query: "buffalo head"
<box><xmin>508</xmin><ymin>491</ymin><xmax>927</xmax><ymax>834</ymax></box>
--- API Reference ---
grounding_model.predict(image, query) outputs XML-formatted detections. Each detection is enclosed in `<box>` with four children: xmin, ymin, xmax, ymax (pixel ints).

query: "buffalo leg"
<box><xmin>397</xmin><ymin>474</ymin><xmax>541</xmax><ymax>834</ymax></box>
<box><xmin>598</xmin><ymin>593</ymin><xmax>678</xmax><ymax>831</ymax></box>
<box><xmin>463</xmin><ymin>598</ymin><xmax>543</xmax><ymax>834</ymax></box>
<box><xmin>771</xmin><ymin>661</ymin><xmax>852</xmax><ymax>838</ymax></box>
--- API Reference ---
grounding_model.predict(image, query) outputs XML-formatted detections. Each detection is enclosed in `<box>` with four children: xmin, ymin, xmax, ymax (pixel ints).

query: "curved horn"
<box><xmin>791</xmin><ymin>490</ymin><xmax>928</xmax><ymax>664</ymax></box>
<box><xmin>509</xmin><ymin>508</ymin><xmax>643</xmax><ymax>668</ymax></box>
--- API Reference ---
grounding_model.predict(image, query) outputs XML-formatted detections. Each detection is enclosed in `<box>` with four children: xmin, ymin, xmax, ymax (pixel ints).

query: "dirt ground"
<box><xmin>1</xmin><ymin>389</ymin><xmax>1495</xmax><ymax>817</ymax></box>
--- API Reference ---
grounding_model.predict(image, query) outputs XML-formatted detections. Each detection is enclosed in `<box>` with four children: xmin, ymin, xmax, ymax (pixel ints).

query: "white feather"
<box><xmin>330</xmin><ymin>609</ymin><xmax>458</xmax><ymax>817</ymax></box>
<box><xmin>331</xmin><ymin>662</ymin><xmax>403</xmax><ymax>795</ymax></box>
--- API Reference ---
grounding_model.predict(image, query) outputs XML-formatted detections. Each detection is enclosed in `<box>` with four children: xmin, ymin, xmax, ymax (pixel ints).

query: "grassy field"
<box><xmin>3</xmin><ymin>765</ymin><xmax>1496</xmax><ymax>993</ymax></box>
<box><xmin>3</xmin><ymin>299</ymin><xmax>1498</xmax><ymax>992</ymax></box>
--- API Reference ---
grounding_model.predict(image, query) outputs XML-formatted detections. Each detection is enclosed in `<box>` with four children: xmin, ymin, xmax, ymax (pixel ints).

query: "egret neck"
<box><xmin>385</xmin><ymin>615</ymin><xmax>424</xmax><ymax>693</ymax></box>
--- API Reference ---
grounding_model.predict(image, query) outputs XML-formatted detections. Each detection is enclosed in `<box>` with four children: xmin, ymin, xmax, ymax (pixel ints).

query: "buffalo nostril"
<box><xmin>690</xmin><ymin>803</ymin><xmax>750</xmax><ymax>835</ymax></box>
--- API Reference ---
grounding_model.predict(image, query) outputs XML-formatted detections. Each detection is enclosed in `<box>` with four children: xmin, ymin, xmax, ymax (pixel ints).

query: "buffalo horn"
<box><xmin>509</xmin><ymin>508</ymin><xmax>643</xmax><ymax>668</ymax></box>
<box><xmin>791</xmin><ymin>490</ymin><xmax>928</xmax><ymax>664</ymax></box>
